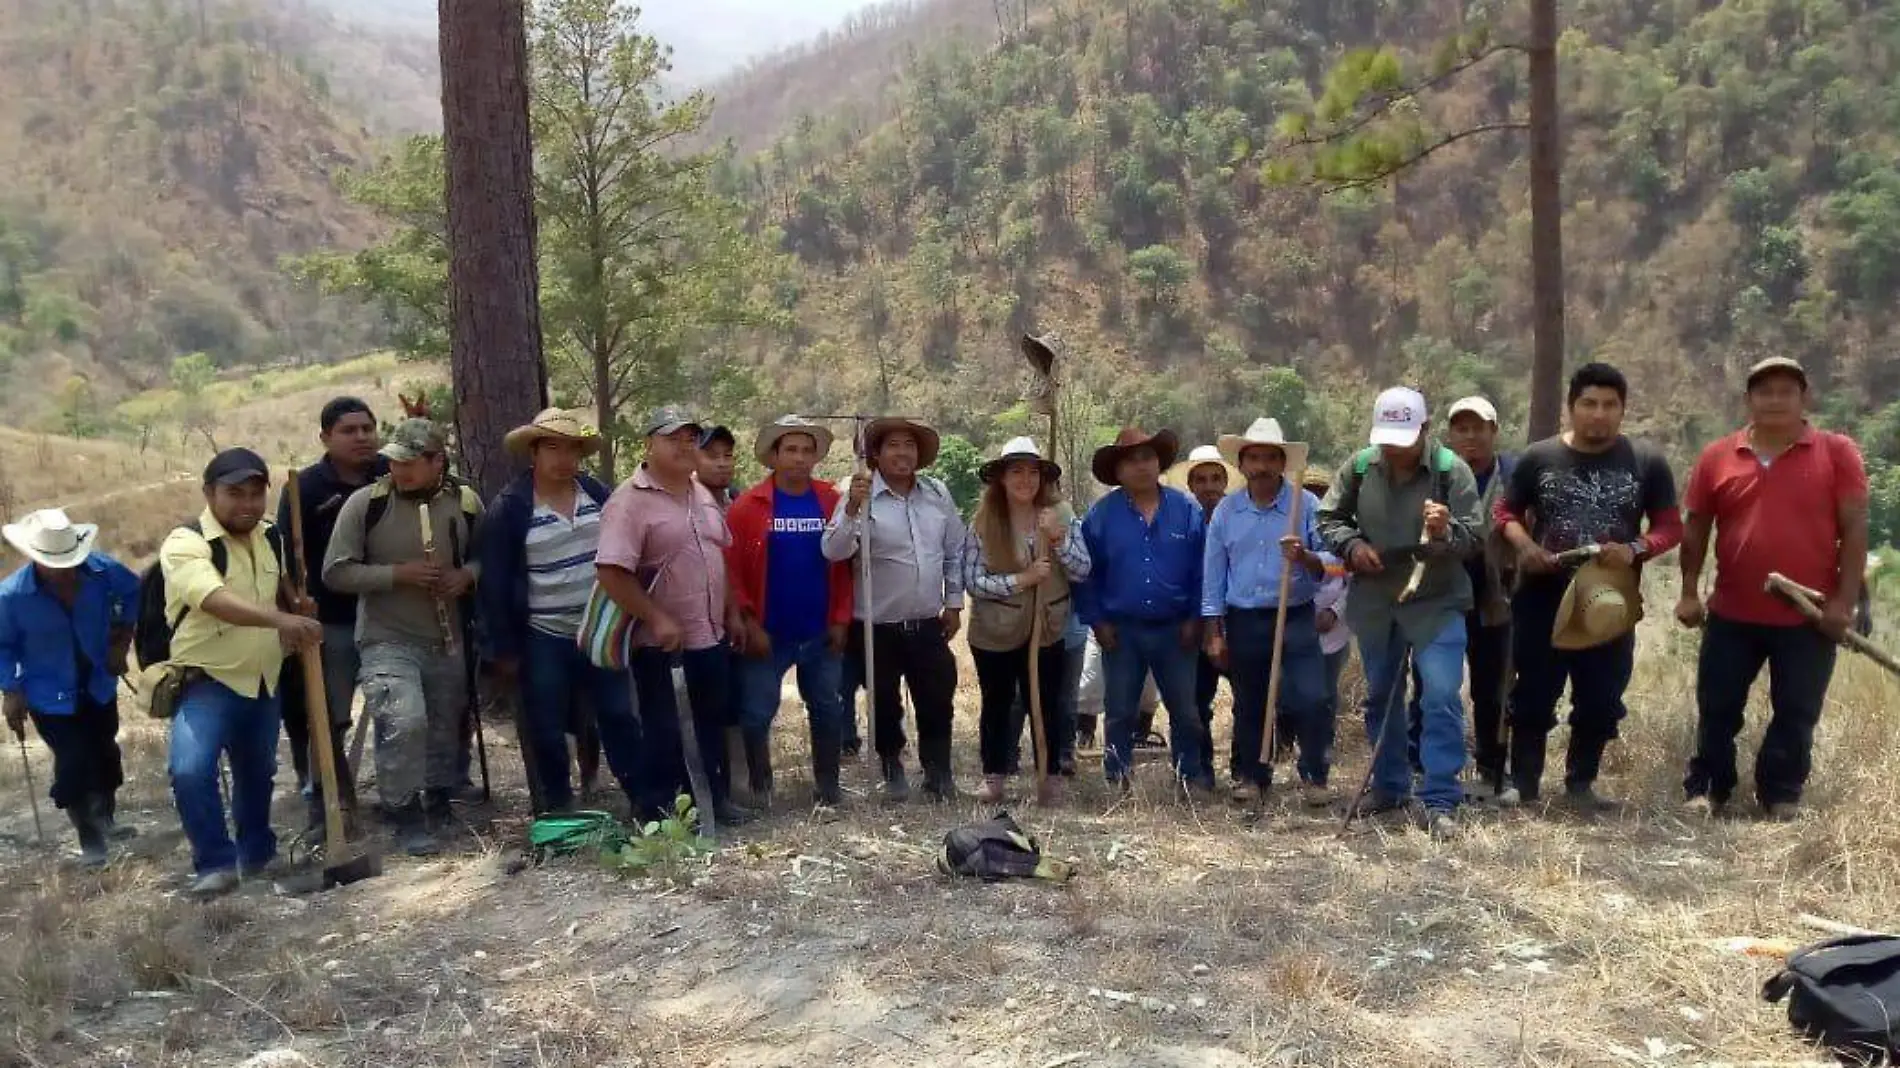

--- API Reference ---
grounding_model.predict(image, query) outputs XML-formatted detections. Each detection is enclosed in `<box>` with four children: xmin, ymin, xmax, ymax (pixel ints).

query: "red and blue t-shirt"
<box><xmin>764</xmin><ymin>486</ymin><xmax>830</xmax><ymax>643</ymax></box>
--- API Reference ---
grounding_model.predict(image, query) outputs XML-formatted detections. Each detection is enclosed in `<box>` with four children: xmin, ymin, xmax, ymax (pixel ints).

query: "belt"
<box><xmin>867</xmin><ymin>617</ymin><xmax>940</xmax><ymax>634</ymax></box>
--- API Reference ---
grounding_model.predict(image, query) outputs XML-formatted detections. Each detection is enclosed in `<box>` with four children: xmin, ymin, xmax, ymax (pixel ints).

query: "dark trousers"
<box><xmin>1509</xmin><ymin>581</ymin><xmax>1633</xmax><ymax>798</ymax></box>
<box><xmin>629</xmin><ymin>644</ymin><xmax>731</xmax><ymax>820</ymax></box>
<box><xmin>975</xmin><ymin>643</ymin><xmax>1069</xmax><ymax>777</ymax></box>
<box><xmin>1405</xmin><ymin>610</ymin><xmax>1511</xmax><ymax>780</ymax></box>
<box><xmin>523</xmin><ymin>629</ymin><xmax>644</xmax><ymax>813</ymax></box>
<box><xmin>29</xmin><ymin>694</ymin><xmax>124</xmax><ymax>811</ymax></box>
<box><xmin>839</xmin><ymin>644</ymin><xmax>865</xmax><ymax>750</ymax></box>
<box><xmin>1226</xmin><ymin>605</ymin><xmax>1330</xmax><ymax>787</ymax></box>
<box><xmin>1685</xmin><ymin>614</ymin><xmax>1837</xmax><ymax>806</ymax></box>
<box><xmin>1008</xmin><ymin>640</ymin><xmax>1085</xmax><ymax>772</ymax></box>
<box><xmin>849</xmin><ymin>619</ymin><xmax>958</xmax><ymax>772</ymax></box>
<box><xmin>1196</xmin><ymin>651</ymin><xmax>1221</xmax><ymax>780</ymax></box>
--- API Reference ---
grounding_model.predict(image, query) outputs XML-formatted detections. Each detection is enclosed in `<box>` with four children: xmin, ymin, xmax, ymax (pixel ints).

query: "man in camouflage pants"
<box><xmin>323</xmin><ymin>420</ymin><xmax>484</xmax><ymax>855</ymax></box>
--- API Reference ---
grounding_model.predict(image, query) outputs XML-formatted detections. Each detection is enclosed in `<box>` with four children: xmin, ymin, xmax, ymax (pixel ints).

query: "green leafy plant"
<box><xmin>598</xmin><ymin>793</ymin><xmax>713</xmax><ymax>884</ymax></box>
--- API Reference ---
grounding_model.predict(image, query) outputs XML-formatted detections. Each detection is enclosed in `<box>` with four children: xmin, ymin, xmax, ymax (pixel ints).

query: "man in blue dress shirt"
<box><xmin>1202</xmin><ymin>419</ymin><xmax>1331</xmax><ymax>807</ymax></box>
<box><xmin>1076</xmin><ymin>427</ymin><xmax>1209</xmax><ymax>793</ymax></box>
<box><xmin>0</xmin><ymin>509</ymin><xmax>141</xmax><ymax>866</ymax></box>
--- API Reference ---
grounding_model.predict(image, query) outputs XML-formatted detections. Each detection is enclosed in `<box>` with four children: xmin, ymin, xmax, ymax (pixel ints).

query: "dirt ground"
<box><xmin>1</xmin><ymin>620</ymin><xmax>1895</xmax><ymax>1068</ymax></box>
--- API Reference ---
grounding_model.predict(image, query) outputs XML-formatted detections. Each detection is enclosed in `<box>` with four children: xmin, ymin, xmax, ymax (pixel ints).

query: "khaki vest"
<box><xmin>968</xmin><ymin>519</ymin><xmax>1075</xmax><ymax>653</ymax></box>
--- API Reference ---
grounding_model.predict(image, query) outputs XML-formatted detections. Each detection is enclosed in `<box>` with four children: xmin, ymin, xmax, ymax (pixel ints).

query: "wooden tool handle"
<box><xmin>286</xmin><ymin>470</ymin><xmax>347</xmax><ymax>851</ymax></box>
<box><xmin>1766</xmin><ymin>572</ymin><xmax>1900</xmax><ymax>678</ymax></box>
<box><xmin>418</xmin><ymin>502</ymin><xmax>459</xmax><ymax>656</ymax></box>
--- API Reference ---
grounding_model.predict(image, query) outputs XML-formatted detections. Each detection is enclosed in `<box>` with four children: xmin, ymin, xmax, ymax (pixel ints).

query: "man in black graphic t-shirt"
<box><xmin>1495</xmin><ymin>363</ymin><xmax>1682</xmax><ymax>809</ymax></box>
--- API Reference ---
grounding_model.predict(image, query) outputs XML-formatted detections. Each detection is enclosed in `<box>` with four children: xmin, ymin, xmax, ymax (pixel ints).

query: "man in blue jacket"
<box><xmin>0</xmin><ymin>508</ymin><xmax>141</xmax><ymax>866</ymax></box>
<box><xmin>479</xmin><ymin>409</ymin><xmax>643</xmax><ymax>815</ymax></box>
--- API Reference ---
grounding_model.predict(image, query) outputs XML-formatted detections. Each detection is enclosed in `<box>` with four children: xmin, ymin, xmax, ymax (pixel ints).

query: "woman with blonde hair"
<box><xmin>961</xmin><ymin>437</ymin><xmax>1091</xmax><ymax>805</ymax></box>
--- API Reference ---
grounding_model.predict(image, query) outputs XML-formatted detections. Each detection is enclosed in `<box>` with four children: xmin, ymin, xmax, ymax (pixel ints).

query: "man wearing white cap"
<box><xmin>1203</xmin><ymin>419</ymin><xmax>1330</xmax><ymax>804</ymax></box>
<box><xmin>1317</xmin><ymin>387</ymin><xmax>1483</xmax><ymax>837</ymax></box>
<box><xmin>0</xmin><ymin>509</ymin><xmax>141</xmax><ymax>866</ymax></box>
<box><xmin>1496</xmin><ymin>363</ymin><xmax>1680</xmax><ymax>810</ymax></box>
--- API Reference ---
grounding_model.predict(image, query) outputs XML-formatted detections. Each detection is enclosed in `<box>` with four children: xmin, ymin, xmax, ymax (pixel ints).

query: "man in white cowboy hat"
<box><xmin>0</xmin><ymin>508</ymin><xmax>141</xmax><ymax>866</ymax></box>
<box><xmin>727</xmin><ymin>416</ymin><xmax>854</xmax><ymax>808</ymax></box>
<box><xmin>823</xmin><ymin>416</ymin><xmax>966</xmax><ymax>801</ymax></box>
<box><xmin>477</xmin><ymin>408</ymin><xmax>639</xmax><ymax>816</ymax></box>
<box><xmin>1677</xmin><ymin>356</ymin><xmax>1868</xmax><ymax>819</ymax></box>
<box><xmin>1203</xmin><ymin>418</ymin><xmax>1331</xmax><ymax>805</ymax></box>
<box><xmin>1317</xmin><ymin>387</ymin><xmax>1484</xmax><ymax>838</ymax></box>
<box><xmin>276</xmin><ymin>397</ymin><xmax>385</xmax><ymax>842</ymax></box>
<box><xmin>1076</xmin><ymin>426</ymin><xmax>1211</xmax><ymax>792</ymax></box>
<box><xmin>1496</xmin><ymin>363</ymin><xmax>1679</xmax><ymax>810</ymax></box>
<box><xmin>1168</xmin><ymin>443</ymin><xmax>1238</xmax><ymax>774</ymax></box>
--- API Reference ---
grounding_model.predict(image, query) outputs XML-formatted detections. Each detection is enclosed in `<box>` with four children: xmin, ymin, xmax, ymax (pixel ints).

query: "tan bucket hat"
<box><xmin>754</xmin><ymin>415</ymin><xmax>835</xmax><ymax>468</ymax></box>
<box><xmin>1552</xmin><ymin>558</ymin><xmax>1644</xmax><ymax>650</ymax></box>
<box><xmin>504</xmin><ymin>408</ymin><xmax>604</xmax><ymax>458</ymax></box>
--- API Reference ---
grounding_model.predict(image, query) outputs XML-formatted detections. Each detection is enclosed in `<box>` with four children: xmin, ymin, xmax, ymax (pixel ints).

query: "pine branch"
<box><xmin>1318</xmin><ymin>122</ymin><xmax>1530</xmax><ymax>193</ymax></box>
<box><xmin>1295</xmin><ymin>43</ymin><xmax>1526</xmax><ymax>147</ymax></box>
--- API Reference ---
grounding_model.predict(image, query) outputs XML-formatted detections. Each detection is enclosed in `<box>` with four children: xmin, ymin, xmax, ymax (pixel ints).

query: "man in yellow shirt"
<box><xmin>160</xmin><ymin>448</ymin><xmax>322</xmax><ymax>897</ymax></box>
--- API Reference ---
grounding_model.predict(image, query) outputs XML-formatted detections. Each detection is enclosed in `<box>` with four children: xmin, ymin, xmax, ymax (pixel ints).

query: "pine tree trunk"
<box><xmin>1526</xmin><ymin>0</ymin><xmax>1566</xmax><ymax>441</ymax></box>
<box><xmin>439</xmin><ymin>0</ymin><xmax>548</xmax><ymax>498</ymax></box>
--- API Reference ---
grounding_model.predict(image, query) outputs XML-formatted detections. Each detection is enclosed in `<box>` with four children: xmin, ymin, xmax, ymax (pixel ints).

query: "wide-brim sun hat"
<box><xmin>1164</xmin><ymin>444</ymin><xmax>1240</xmax><ymax>491</ymax></box>
<box><xmin>1215</xmin><ymin>417</ymin><xmax>1310</xmax><ymax>476</ymax></box>
<box><xmin>1552</xmin><ymin>558</ymin><xmax>1644</xmax><ymax>650</ymax></box>
<box><xmin>980</xmin><ymin>436</ymin><xmax>1061</xmax><ymax>483</ymax></box>
<box><xmin>1091</xmin><ymin>427</ymin><xmax>1180</xmax><ymax>486</ymax></box>
<box><xmin>2</xmin><ymin>508</ymin><xmax>98</xmax><ymax>570</ymax></box>
<box><xmin>504</xmin><ymin>408</ymin><xmax>604</xmax><ymax>458</ymax></box>
<box><xmin>754</xmin><ymin>416</ymin><xmax>835</xmax><ymax>468</ymax></box>
<box><xmin>863</xmin><ymin>417</ymin><xmax>941</xmax><ymax>469</ymax></box>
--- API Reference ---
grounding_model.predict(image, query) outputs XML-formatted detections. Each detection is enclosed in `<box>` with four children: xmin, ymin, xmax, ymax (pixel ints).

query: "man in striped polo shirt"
<box><xmin>479</xmin><ymin>409</ymin><xmax>643</xmax><ymax>815</ymax></box>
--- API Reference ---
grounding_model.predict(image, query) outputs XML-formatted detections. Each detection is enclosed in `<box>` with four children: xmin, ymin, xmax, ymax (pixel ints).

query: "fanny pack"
<box><xmin>144</xmin><ymin>665</ymin><xmax>204</xmax><ymax>721</ymax></box>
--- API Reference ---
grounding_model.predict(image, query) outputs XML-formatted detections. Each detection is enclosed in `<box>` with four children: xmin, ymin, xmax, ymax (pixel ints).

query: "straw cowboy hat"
<box><xmin>504</xmin><ymin>408</ymin><xmax>603</xmax><ymax>458</ymax></box>
<box><xmin>980</xmin><ymin>436</ymin><xmax>1061</xmax><ymax>483</ymax></box>
<box><xmin>3</xmin><ymin>508</ymin><xmax>98</xmax><ymax>570</ymax></box>
<box><xmin>864</xmin><ymin>417</ymin><xmax>941</xmax><ymax>469</ymax></box>
<box><xmin>1165</xmin><ymin>444</ymin><xmax>1240</xmax><ymax>491</ymax></box>
<box><xmin>1092</xmin><ymin>427</ymin><xmax>1180</xmax><ymax>486</ymax></box>
<box><xmin>1216</xmin><ymin>417</ymin><xmax>1310</xmax><ymax>475</ymax></box>
<box><xmin>754</xmin><ymin>415</ymin><xmax>835</xmax><ymax>468</ymax></box>
<box><xmin>1298</xmin><ymin>465</ymin><xmax>1334</xmax><ymax>492</ymax></box>
<box><xmin>1552</xmin><ymin>558</ymin><xmax>1644</xmax><ymax>650</ymax></box>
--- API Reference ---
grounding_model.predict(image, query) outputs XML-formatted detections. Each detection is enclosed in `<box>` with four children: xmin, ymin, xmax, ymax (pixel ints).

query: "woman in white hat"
<box><xmin>0</xmin><ymin>508</ymin><xmax>142</xmax><ymax>866</ymax></box>
<box><xmin>961</xmin><ymin>437</ymin><xmax>1092</xmax><ymax>804</ymax></box>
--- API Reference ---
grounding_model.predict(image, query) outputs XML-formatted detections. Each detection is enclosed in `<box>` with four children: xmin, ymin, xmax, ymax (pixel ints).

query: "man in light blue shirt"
<box><xmin>1201</xmin><ymin>419</ymin><xmax>1330</xmax><ymax>806</ymax></box>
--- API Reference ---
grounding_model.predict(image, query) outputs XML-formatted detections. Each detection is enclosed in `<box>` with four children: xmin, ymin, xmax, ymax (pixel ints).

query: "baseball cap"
<box><xmin>641</xmin><ymin>404</ymin><xmax>702</xmax><ymax>438</ymax></box>
<box><xmin>1369</xmin><ymin>387</ymin><xmax>1428</xmax><ymax>447</ymax></box>
<box><xmin>380</xmin><ymin>418</ymin><xmax>447</xmax><ymax>462</ymax></box>
<box><xmin>1746</xmin><ymin>356</ymin><xmax>1807</xmax><ymax>390</ymax></box>
<box><xmin>203</xmin><ymin>447</ymin><xmax>271</xmax><ymax>487</ymax></box>
<box><xmin>1447</xmin><ymin>396</ymin><xmax>1499</xmax><ymax>426</ymax></box>
<box><xmin>698</xmin><ymin>424</ymin><xmax>736</xmax><ymax>450</ymax></box>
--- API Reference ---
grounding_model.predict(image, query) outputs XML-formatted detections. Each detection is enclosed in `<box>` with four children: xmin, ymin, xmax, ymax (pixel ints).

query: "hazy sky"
<box><xmin>321</xmin><ymin>0</ymin><xmax>884</xmax><ymax>84</ymax></box>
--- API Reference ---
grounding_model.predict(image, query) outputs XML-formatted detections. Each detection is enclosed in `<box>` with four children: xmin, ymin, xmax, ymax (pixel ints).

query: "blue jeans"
<box><xmin>1101</xmin><ymin>619</ymin><xmax>1205</xmax><ymax>784</ymax></box>
<box><xmin>1226</xmin><ymin>605</ymin><xmax>1331</xmax><ymax>787</ymax></box>
<box><xmin>739</xmin><ymin>634</ymin><xmax>846</xmax><ymax>745</ymax></box>
<box><xmin>522</xmin><ymin>629</ymin><xmax>644</xmax><ymax>812</ymax></box>
<box><xmin>1359</xmin><ymin>616</ymin><xmax>1467</xmax><ymax>812</ymax></box>
<box><xmin>168</xmin><ymin>677</ymin><xmax>281</xmax><ymax>875</ymax></box>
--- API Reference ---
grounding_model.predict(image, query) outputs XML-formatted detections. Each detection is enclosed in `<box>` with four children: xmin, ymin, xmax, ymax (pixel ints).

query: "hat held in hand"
<box><xmin>1552</xmin><ymin>557</ymin><xmax>1644</xmax><ymax>650</ymax></box>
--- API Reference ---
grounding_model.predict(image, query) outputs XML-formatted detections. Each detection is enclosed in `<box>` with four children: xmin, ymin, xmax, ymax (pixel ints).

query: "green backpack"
<box><xmin>1348</xmin><ymin>443</ymin><xmax>1458</xmax><ymax>506</ymax></box>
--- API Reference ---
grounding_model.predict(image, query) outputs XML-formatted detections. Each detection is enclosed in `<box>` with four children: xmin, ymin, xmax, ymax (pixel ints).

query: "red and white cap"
<box><xmin>1369</xmin><ymin>387</ymin><xmax>1428</xmax><ymax>447</ymax></box>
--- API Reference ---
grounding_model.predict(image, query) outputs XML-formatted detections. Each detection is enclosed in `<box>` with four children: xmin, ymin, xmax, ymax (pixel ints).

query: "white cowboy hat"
<box><xmin>1552</xmin><ymin>558</ymin><xmax>1644</xmax><ymax>650</ymax></box>
<box><xmin>3</xmin><ymin>508</ymin><xmax>99</xmax><ymax>570</ymax></box>
<box><xmin>1216</xmin><ymin>417</ymin><xmax>1310</xmax><ymax>476</ymax></box>
<box><xmin>504</xmin><ymin>407</ymin><xmax>604</xmax><ymax>458</ymax></box>
<box><xmin>754</xmin><ymin>415</ymin><xmax>835</xmax><ymax>468</ymax></box>
<box><xmin>1165</xmin><ymin>444</ymin><xmax>1240</xmax><ymax>491</ymax></box>
<box><xmin>979</xmin><ymin>436</ymin><xmax>1061</xmax><ymax>483</ymax></box>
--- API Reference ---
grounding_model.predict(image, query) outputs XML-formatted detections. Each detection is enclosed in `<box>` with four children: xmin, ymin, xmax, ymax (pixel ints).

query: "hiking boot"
<box><xmin>1350</xmin><ymin>791</ymin><xmax>1405</xmax><ymax>819</ymax></box>
<box><xmin>744</xmin><ymin>734</ymin><xmax>775</xmax><ymax>805</ymax></box>
<box><xmin>1563</xmin><ymin>783</ymin><xmax>1617</xmax><ymax>813</ymax></box>
<box><xmin>1495</xmin><ymin>786</ymin><xmax>1523</xmax><ymax>809</ymax></box>
<box><xmin>921</xmin><ymin>765</ymin><xmax>958</xmax><ymax>803</ymax></box>
<box><xmin>1762</xmin><ymin>800</ymin><xmax>1802</xmax><ymax>822</ymax></box>
<box><xmin>1302</xmin><ymin>782</ymin><xmax>1334</xmax><ymax>809</ymax></box>
<box><xmin>189</xmin><ymin>869</ymin><xmax>240</xmax><ymax>898</ymax></box>
<box><xmin>392</xmin><ymin>801</ymin><xmax>440</xmax><ymax>857</ymax></box>
<box><xmin>1229</xmin><ymin>779</ymin><xmax>1260</xmax><ymax>805</ymax></box>
<box><xmin>67</xmin><ymin>806</ymin><xmax>108</xmax><ymax>869</ymax></box>
<box><xmin>1682</xmin><ymin>795</ymin><xmax>1715</xmax><ymax>818</ymax></box>
<box><xmin>95</xmin><ymin>793</ymin><xmax>137</xmax><ymax>841</ymax></box>
<box><xmin>977</xmin><ymin>774</ymin><xmax>1007</xmax><ymax>805</ymax></box>
<box><xmin>879</xmin><ymin>755</ymin><xmax>911</xmax><ymax>803</ymax></box>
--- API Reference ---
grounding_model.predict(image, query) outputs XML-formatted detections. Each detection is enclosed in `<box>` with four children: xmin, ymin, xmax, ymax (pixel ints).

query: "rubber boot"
<box><xmin>879</xmin><ymin>754</ymin><xmax>911</xmax><ymax>802</ymax></box>
<box><xmin>392</xmin><ymin>799</ymin><xmax>440</xmax><ymax>857</ymax></box>
<box><xmin>811</xmin><ymin>731</ymin><xmax>843</xmax><ymax>808</ymax></box>
<box><xmin>919</xmin><ymin>735</ymin><xmax>957</xmax><ymax>802</ymax></box>
<box><xmin>1510</xmin><ymin>727</ymin><xmax>1548</xmax><ymax>804</ymax></box>
<box><xmin>68</xmin><ymin>806</ymin><xmax>108</xmax><ymax>868</ymax></box>
<box><xmin>724</xmin><ymin>727</ymin><xmax>750</xmax><ymax>800</ymax></box>
<box><xmin>94</xmin><ymin>793</ymin><xmax>137</xmax><ymax>842</ymax></box>
<box><xmin>744</xmin><ymin>732</ymin><xmax>774</xmax><ymax>805</ymax></box>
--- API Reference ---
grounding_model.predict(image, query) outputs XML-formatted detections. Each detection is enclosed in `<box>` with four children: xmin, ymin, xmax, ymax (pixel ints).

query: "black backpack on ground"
<box><xmin>937</xmin><ymin>812</ymin><xmax>1073</xmax><ymax>883</ymax></box>
<box><xmin>1763</xmin><ymin>934</ymin><xmax>1900</xmax><ymax>1064</ymax></box>
<box><xmin>134</xmin><ymin>520</ymin><xmax>285</xmax><ymax>669</ymax></box>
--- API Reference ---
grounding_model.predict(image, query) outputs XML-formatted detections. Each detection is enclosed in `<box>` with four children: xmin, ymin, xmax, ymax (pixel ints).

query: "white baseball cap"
<box><xmin>1447</xmin><ymin>395</ymin><xmax>1499</xmax><ymax>426</ymax></box>
<box><xmin>1369</xmin><ymin>387</ymin><xmax>1428</xmax><ymax>447</ymax></box>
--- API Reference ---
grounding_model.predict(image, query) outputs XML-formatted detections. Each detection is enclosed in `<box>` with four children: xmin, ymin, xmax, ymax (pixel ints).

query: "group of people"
<box><xmin>0</xmin><ymin>353</ymin><xmax>1871</xmax><ymax>891</ymax></box>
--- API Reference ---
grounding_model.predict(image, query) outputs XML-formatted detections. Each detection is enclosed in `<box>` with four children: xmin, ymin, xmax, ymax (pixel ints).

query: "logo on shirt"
<box><xmin>770</xmin><ymin>517</ymin><xmax>826</xmax><ymax>534</ymax></box>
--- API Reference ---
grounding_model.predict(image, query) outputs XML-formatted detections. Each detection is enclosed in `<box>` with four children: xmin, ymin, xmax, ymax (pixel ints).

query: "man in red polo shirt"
<box><xmin>1676</xmin><ymin>357</ymin><xmax>1869</xmax><ymax>819</ymax></box>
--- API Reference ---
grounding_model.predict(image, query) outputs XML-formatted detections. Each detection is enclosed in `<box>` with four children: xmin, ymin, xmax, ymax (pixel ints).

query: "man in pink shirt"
<box><xmin>595</xmin><ymin>405</ymin><xmax>750</xmax><ymax>826</ymax></box>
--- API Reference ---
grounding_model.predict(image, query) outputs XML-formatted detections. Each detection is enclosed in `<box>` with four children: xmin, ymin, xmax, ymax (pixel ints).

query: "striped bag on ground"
<box><xmin>576</xmin><ymin>582</ymin><xmax>634</xmax><ymax>670</ymax></box>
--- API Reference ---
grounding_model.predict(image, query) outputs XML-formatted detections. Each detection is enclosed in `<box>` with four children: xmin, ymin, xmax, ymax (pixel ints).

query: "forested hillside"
<box><xmin>0</xmin><ymin>0</ymin><xmax>386</xmax><ymax>429</ymax></box>
<box><xmin>712</xmin><ymin>0</ymin><xmax>1900</xmax><ymax>495</ymax></box>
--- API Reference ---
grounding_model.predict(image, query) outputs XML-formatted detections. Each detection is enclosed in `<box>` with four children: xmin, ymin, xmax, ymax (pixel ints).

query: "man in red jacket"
<box><xmin>726</xmin><ymin>416</ymin><xmax>855</xmax><ymax>808</ymax></box>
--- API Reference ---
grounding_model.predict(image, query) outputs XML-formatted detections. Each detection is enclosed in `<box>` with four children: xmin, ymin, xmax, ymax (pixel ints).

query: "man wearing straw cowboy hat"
<box><xmin>727</xmin><ymin>416</ymin><xmax>855</xmax><ymax>809</ymax></box>
<box><xmin>1677</xmin><ymin>356</ymin><xmax>1868</xmax><ymax>819</ymax></box>
<box><xmin>1076</xmin><ymin>426</ymin><xmax>1211</xmax><ymax>793</ymax></box>
<box><xmin>823</xmin><ymin>416</ymin><xmax>966</xmax><ymax>802</ymax></box>
<box><xmin>1318</xmin><ymin>387</ymin><xmax>1483</xmax><ymax>837</ymax></box>
<box><xmin>1496</xmin><ymin>362</ymin><xmax>1680</xmax><ymax>810</ymax></box>
<box><xmin>1203</xmin><ymin>418</ymin><xmax>1332</xmax><ymax>806</ymax></box>
<box><xmin>478</xmin><ymin>408</ymin><xmax>639</xmax><ymax>816</ymax></box>
<box><xmin>0</xmin><ymin>508</ymin><xmax>141</xmax><ymax>866</ymax></box>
